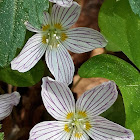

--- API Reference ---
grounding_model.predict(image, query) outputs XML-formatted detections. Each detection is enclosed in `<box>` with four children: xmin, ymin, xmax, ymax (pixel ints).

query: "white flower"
<box><xmin>49</xmin><ymin>0</ymin><xmax>73</xmax><ymax>7</ymax></box>
<box><xmin>29</xmin><ymin>77</ymin><xmax>134</xmax><ymax>140</ymax></box>
<box><xmin>0</xmin><ymin>91</ymin><xmax>20</xmax><ymax>121</ymax></box>
<box><xmin>11</xmin><ymin>2</ymin><xmax>107</xmax><ymax>85</ymax></box>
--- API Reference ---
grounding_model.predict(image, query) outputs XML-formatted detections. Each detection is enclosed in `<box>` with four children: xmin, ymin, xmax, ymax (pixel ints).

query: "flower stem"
<box><xmin>72</xmin><ymin>77</ymin><xmax>82</xmax><ymax>90</ymax></box>
<box><xmin>0</xmin><ymin>86</ymin><xmax>4</xmax><ymax>94</ymax></box>
<box><xmin>49</xmin><ymin>2</ymin><xmax>53</xmax><ymax>14</ymax></box>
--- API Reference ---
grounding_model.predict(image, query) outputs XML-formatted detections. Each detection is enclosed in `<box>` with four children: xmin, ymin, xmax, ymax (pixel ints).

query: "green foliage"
<box><xmin>121</xmin><ymin>85</ymin><xmax>140</xmax><ymax>140</ymax></box>
<box><xmin>78</xmin><ymin>54</ymin><xmax>139</xmax><ymax>86</ymax></box>
<box><xmin>24</xmin><ymin>0</ymin><xmax>49</xmax><ymax>29</ymax></box>
<box><xmin>78</xmin><ymin>54</ymin><xmax>140</xmax><ymax>139</ymax></box>
<box><xmin>0</xmin><ymin>60</ymin><xmax>45</xmax><ymax>87</ymax></box>
<box><xmin>101</xmin><ymin>94</ymin><xmax>125</xmax><ymax>126</ymax></box>
<box><xmin>0</xmin><ymin>132</ymin><xmax>4</xmax><ymax>140</ymax></box>
<box><xmin>0</xmin><ymin>0</ymin><xmax>49</xmax><ymax>67</ymax></box>
<box><xmin>129</xmin><ymin>0</ymin><xmax>140</xmax><ymax>17</ymax></box>
<box><xmin>99</xmin><ymin>0</ymin><xmax>140</xmax><ymax>69</ymax></box>
<box><xmin>0</xmin><ymin>124</ymin><xmax>4</xmax><ymax>140</ymax></box>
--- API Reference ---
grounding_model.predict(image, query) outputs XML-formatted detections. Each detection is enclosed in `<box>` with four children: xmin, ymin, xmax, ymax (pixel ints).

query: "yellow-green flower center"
<box><xmin>64</xmin><ymin>111</ymin><xmax>92</xmax><ymax>139</ymax></box>
<box><xmin>41</xmin><ymin>24</ymin><xmax>68</xmax><ymax>49</ymax></box>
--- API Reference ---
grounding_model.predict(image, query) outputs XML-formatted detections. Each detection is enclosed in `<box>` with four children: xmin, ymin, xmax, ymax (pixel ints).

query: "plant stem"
<box><xmin>49</xmin><ymin>2</ymin><xmax>53</xmax><ymax>14</ymax></box>
<box><xmin>72</xmin><ymin>77</ymin><xmax>82</xmax><ymax>90</ymax></box>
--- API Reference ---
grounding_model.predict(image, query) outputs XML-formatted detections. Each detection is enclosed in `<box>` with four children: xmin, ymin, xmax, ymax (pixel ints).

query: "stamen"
<box><xmin>42</xmin><ymin>24</ymin><xmax>50</xmax><ymax>31</ymax></box>
<box><xmin>74</xmin><ymin>132</ymin><xmax>83</xmax><ymax>138</ymax></box>
<box><xmin>56</xmin><ymin>36</ymin><xmax>60</xmax><ymax>39</ymax></box>
<box><xmin>53</xmin><ymin>34</ymin><xmax>56</xmax><ymax>37</ymax></box>
<box><xmin>66</xmin><ymin>112</ymin><xmax>74</xmax><ymax>120</ymax></box>
<box><xmin>64</xmin><ymin>124</ymin><xmax>70</xmax><ymax>133</ymax></box>
<box><xmin>56</xmin><ymin>44</ymin><xmax>60</xmax><ymax>48</ymax></box>
<box><xmin>78</xmin><ymin>111</ymin><xmax>87</xmax><ymax>118</ymax></box>
<box><xmin>85</xmin><ymin>121</ymin><xmax>92</xmax><ymax>130</ymax></box>
<box><xmin>54</xmin><ymin>23</ymin><xmax>62</xmax><ymax>30</ymax></box>
<box><xmin>78</xmin><ymin>119</ymin><xmax>83</xmax><ymax>121</ymax></box>
<box><xmin>72</xmin><ymin>123</ymin><xmax>75</xmax><ymax>126</ymax></box>
<box><xmin>61</xmin><ymin>33</ymin><xmax>68</xmax><ymax>41</ymax></box>
<box><xmin>42</xmin><ymin>35</ymin><xmax>48</xmax><ymax>44</ymax></box>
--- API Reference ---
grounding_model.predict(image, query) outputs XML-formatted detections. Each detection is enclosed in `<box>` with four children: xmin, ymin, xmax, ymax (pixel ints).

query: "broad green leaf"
<box><xmin>99</xmin><ymin>0</ymin><xmax>140</xmax><ymax>69</ymax></box>
<box><xmin>78</xmin><ymin>54</ymin><xmax>140</xmax><ymax>139</ymax></box>
<box><xmin>0</xmin><ymin>0</ymin><xmax>27</xmax><ymax>67</ymax></box>
<box><xmin>0</xmin><ymin>132</ymin><xmax>4</xmax><ymax>140</ymax></box>
<box><xmin>0</xmin><ymin>124</ymin><xmax>4</xmax><ymax>140</ymax></box>
<box><xmin>0</xmin><ymin>0</ymin><xmax>49</xmax><ymax>67</ymax></box>
<box><xmin>129</xmin><ymin>0</ymin><xmax>140</xmax><ymax>17</ymax></box>
<box><xmin>24</xmin><ymin>0</ymin><xmax>49</xmax><ymax>29</ymax></box>
<box><xmin>0</xmin><ymin>60</ymin><xmax>45</xmax><ymax>87</ymax></box>
<box><xmin>79</xmin><ymin>54</ymin><xmax>139</xmax><ymax>86</ymax></box>
<box><xmin>121</xmin><ymin>85</ymin><xmax>140</xmax><ymax>140</ymax></box>
<box><xmin>101</xmin><ymin>94</ymin><xmax>125</xmax><ymax>126</ymax></box>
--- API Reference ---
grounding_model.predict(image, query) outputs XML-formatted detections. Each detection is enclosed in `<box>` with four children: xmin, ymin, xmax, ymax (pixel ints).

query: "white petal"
<box><xmin>51</xmin><ymin>2</ymin><xmax>81</xmax><ymax>29</ymax></box>
<box><xmin>49</xmin><ymin>0</ymin><xmax>73</xmax><ymax>7</ymax></box>
<box><xmin>76</xmin><ymin>81</ymin><xmax>118</xmax><ymax>117</ymax></box>
<box><xmin>11</xmin><ymin>34</ymin><xmax>46</xmax><ymax>72</ymax></box>
<box><xmin>41</xmin><ymin>77</ymin><xmax>75</xmax><ymax>121</ymax></box>
<box><xmin>45</xmin><ymin>45</ymin><xmax>74</xmax><ymax>85</ymax></box>
<box><xmin>86</xmin><ymin>116</ymin><xmax>134</xmax><ymax>140</ymax></box>
<box><xmin>29</xmin><ymin>121</ymin><xmax>71</xmax><ymax>140</ymax></box>
<box><xmin>60</xmin><ymin>27</ymin><xmax>107</xmax><ymax>53</ymax></box>
<box><xmin>0</xmin><ymin>92</ymin><xmax>20</xmax><ymax>121</ymax></box>
<box><xmin>43</xmin><ymin>12</ymin><xmax>51</xmax><ymax>25</ymax></box>
<box><xmin>24</xmin><ymin>21</ymin><xmax>40</xmax><ymax>33</ymax></box>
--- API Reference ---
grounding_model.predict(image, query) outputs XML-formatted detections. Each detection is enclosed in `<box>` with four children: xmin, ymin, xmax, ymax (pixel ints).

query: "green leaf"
<box><xmin>0</xmin><ymin>132</ymin><xmax>4</xmax><ymax>140</ymax></box>
<box><xmin>99</xmin><ymin>0</ymin><xmax>140</xmax><ymax>69</ymax></box>
<box><xmin>0</xmin><ymin>0</ymin><xmax>27</xmax><ymax>67</ymax></box>
<box><xmin>101</xmin><ymin>94</ymin><xmax>125</xmax><ymax>126</ymax></box>
<box><xmin>78</xmin><ymin>54</ymin><xmax>140</xmax><ymax>139</ymax></box>
<box><xmin>0</xmin><ymin>124</ymin><xmax>4</xmax><ymax>140</ymax></box>
<box><xmin>79</xmin><ymin>54</ymin><xmax>139</xmax><ymax>86</ymax></box>
<box><xmin>129</xmin><ymin>0</ymin><xmax>140</xmax><ymax>17</ymax></box>
<box><xmin>0</xmin><ymin>0</ymin><xmax>49</xmax><ymax>67</ymax></box>
<box><xmin>121</xmin><ymin>85</ymin><xmax>140</xmax><ymax>140</ymax></box>
<box><xmin>0</xmin><ymin>60</ymin><xmax>45</xmax><ymax>87</ymax></box>
<box><xmin>24</xmin><ymin>0</ymin><xmax>49</xmax><ymax>29</ymax></box>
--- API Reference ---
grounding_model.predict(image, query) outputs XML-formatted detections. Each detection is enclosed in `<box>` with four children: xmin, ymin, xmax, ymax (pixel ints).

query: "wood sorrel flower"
<box><xmin>0</xmin><ymin>91</ymin><xmax>20</xmax><ymax>121</ymax></box>
<box><xmin>49</xmin><ymin>0</ymin><xmax>73</xmax><ymax>7</ymax></box>
<box><xmin>29</xmin><ymin>77</ymin><xmax>134</xmax><ymax>140</ymax></box>
<box><xmin>11</xmin><ymin>2</ymin><xmax>107</xmax><ymax>85</ymax></box>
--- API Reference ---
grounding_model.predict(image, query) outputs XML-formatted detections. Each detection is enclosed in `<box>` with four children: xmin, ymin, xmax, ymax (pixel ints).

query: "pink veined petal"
<box><xmin>29</xmin><ymin>121</ymin><xmax>71</xmax><ymax>140</ymax></box>
<box><xmin>43</xmin><ymin>12</ymin><xmax>51</xmax><ymax>25</ymax></box>
<box><xmin>51</xmin><ymin>2</ymin><xmax>81</xmax><ymax>29</ymax></box>
<box><xmin>60</xmin><ymin>27</ymin><xmax>107</xmax><ymax>53</ymax></box>
<box><xmin>0</xmin><ymin>92</ymin><xmax>20</xmax><ymax>121</ymax></box>
<box><xmin>45</xmin><ymin>45</ymin><xmax>74</xmax><ymax>85</ymax></box>
<box><xmin>11</xmin><ymin>34</ymin><xmax>47</xmax><ymax>72</ymax></box>
<box><xmin>49</xmin><ymin>0</ymin><xmax>73</xmax><ymax>7</ymax></box>
<box><xmin>24</xmin><ymin>21</ymin><xmax>40</xmax><ymax>33</ymax></box>
<box><xmin>41</xmin><ymin>77</ymin><xmax>75</xmax><ymax>121</ymax></box>
<box><xmin>76</xmin><ymin>81</ymin><xmax>118</xmax><ymax>117</ymax></box>
<box><xmin>85</xmin><ymin>116</ymin><xmax>134</xmax><ymax>140</ymax></box>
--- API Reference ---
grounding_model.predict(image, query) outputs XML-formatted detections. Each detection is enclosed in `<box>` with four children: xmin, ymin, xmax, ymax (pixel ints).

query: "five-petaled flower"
<box><xmin>0</xmin><ymin>91</ymin><xmax>20</xmax><ymax>121</ymax></box>
<box><xmin>11</xmin><ymin>2</ymin><xmax>107</xmax><ymax>85</ymax></box>
<box><xmin>29</xmin><ymin>77</ymin><xmax>134</xmax><ymax>140</ymax></box>
<box><xmin>49</xmin><ymin>0</ymin><xmax>73</xmax><ymax>7</ymax></box>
